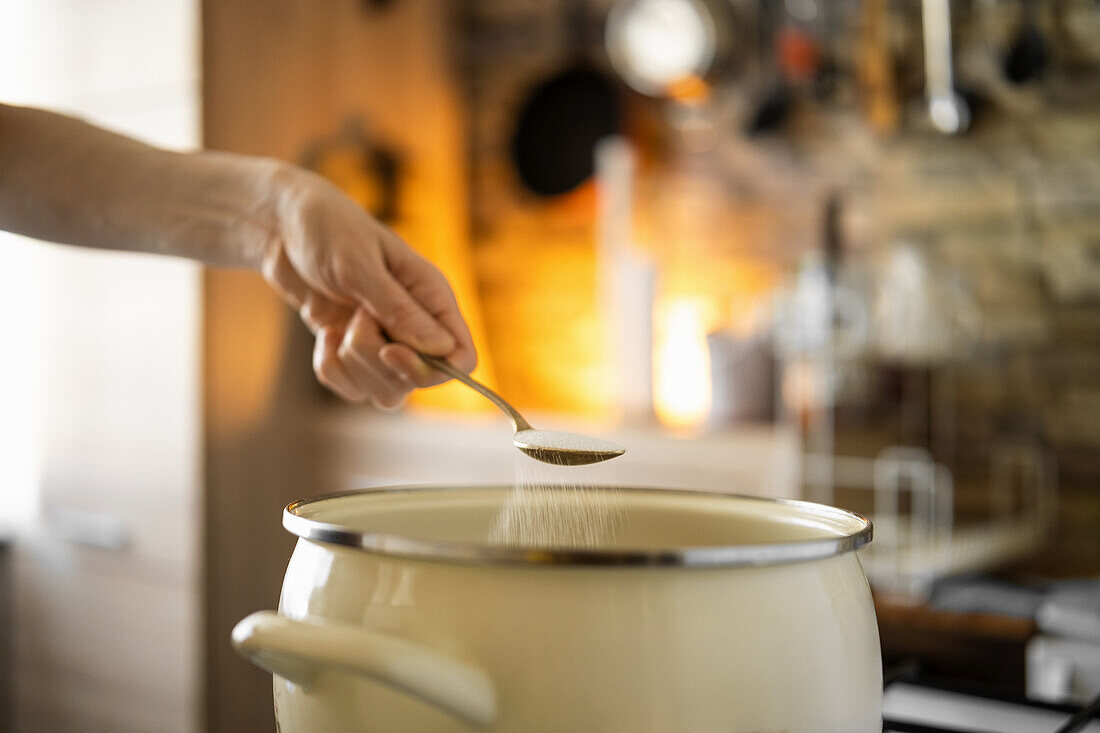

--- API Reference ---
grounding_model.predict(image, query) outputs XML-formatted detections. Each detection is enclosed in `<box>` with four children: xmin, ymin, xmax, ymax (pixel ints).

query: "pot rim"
<box><xmin>283</xmin><ymin>485</ymin><xmax>872</xmax><ymax>568</ymax></box>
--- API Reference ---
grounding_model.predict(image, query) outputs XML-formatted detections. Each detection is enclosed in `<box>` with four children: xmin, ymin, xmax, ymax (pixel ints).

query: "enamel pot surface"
<box><xmin>233</xmin><ymin>486</ymin><xmax>882</xmax><ymax>732</ymax></box>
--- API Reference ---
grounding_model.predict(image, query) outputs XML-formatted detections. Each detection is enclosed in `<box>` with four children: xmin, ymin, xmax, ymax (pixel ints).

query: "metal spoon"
<box><xmin>418</xmin><ymin>354</ymin><xmax>625</xmax><ymax>466</ymax></box>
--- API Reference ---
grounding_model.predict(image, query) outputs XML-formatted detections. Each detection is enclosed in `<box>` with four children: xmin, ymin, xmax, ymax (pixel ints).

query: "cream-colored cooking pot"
<box><xmin>233</xmin><ymin>486</ymin><xmax>881</xmax><ymax>732</ymax></box>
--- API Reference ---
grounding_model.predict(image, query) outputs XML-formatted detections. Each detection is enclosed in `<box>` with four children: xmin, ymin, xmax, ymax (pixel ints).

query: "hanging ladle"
<box><xmin>921</xmin><ymin>0</ymin><xmax>970</xmax><ymax>135</ymax></box>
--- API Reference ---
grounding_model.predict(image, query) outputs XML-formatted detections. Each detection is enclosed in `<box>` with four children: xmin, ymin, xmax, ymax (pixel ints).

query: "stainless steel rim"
<box><xmin>283</xmin><ymin>485</ymin><xmax>872</xmax><ymax>568</ymax></box>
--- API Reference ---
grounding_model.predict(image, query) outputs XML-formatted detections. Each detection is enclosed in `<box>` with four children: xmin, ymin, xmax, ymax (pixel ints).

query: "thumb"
<box><xmin>354</xmin><ymin>272</ymin><xmax>456</xmax><ymax>355</ymax></box>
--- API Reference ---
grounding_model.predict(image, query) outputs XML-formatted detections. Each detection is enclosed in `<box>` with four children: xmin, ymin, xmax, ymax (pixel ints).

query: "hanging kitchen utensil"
<box><xmin>1003</xmin><ymin>1</ymin><xmax>1048</xmax><ymax>84</ymax></box>
<box><xmin>744</xmin><ymin>80</ymin><xmax>791</xmax><ymax>136</ymax></box>
<box><xmin>921</xmin><ymin>0</ymin><xmax>970</xmax><ymax>135</ymax></box>
<box><xmin>858</xmin><ymin>0</ymin><xmax>900</xmax><ymax>135</ymax></box>
<box><xmin>606</xmin><ymin>0</ymin><xmax>752</xmax><ymax>99</ymax></box>
<box><xmin>744</xmin><ymin>1</ymin><xmax>824</xmax><ymax>137</ymax></box>
<box><xmin>511</xmin><ymin>1</ymin><xmax>621</xmax><ymax>198</ymax></box>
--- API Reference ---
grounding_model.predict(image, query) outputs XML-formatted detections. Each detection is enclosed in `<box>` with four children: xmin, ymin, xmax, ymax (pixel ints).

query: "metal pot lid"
<box><xmin>283</xmin><ymin>485</ymin><xmax>872</xmax><ymax>568</ymax></box>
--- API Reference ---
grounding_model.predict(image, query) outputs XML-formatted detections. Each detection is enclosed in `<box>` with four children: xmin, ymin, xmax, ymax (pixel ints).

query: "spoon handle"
<box><xmin>418</xmin><ymin>354</ymin><xmax>533</xmax><ymax>433</ymax></box>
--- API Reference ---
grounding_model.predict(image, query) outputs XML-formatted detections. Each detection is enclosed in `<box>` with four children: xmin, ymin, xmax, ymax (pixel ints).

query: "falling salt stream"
<box><xmin>414</xmin><ymin>354</ymin><xmax>628</xmax><ymax>548</ymax></box>
<box><xmin>488</xmin><ymin>440</ymin><xmax>627</xmax><ymax>550</ymax></box>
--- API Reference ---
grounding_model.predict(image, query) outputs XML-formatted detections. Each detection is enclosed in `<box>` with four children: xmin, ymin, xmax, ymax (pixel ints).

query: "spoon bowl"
<box><xmin>512</xmin><ymin>429</ymin><xmax>625</xmax><ymax>466</ymax></box>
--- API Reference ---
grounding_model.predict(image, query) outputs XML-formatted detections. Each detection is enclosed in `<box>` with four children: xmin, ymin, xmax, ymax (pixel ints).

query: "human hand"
<box><xmin>259</xmin><ymin>167</ymin><xmax>476</xmax><ymax>407</ymax></box>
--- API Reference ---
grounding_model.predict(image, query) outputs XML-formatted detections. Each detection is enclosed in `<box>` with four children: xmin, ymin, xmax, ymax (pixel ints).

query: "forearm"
<box><xmin>0</xmin><ymin>103</ymin><xmax>284</xmax><ymax>268</ymax></box>
<box><xmin>0</xmin><ymin>107</ymin><xmax>478</xmax><ymax>404</ymax></box>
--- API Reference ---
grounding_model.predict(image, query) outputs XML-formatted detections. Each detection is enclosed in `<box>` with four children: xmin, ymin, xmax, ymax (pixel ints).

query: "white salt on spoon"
<box><xmin>419</xmin><ymin>354</ymin><xmax>625</xmax><ymax>466</ymax></box>
<box><xmin>511</xmin><ymin>429</ymin><xmax>625</xmax><ymax>466</ymax></box>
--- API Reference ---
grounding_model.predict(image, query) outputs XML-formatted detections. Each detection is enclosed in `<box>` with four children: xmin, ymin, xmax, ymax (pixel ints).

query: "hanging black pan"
<box><xmin>510</xmin><ymin>1</ymin><xmax>623</xmax><ymax>198</ymax></box>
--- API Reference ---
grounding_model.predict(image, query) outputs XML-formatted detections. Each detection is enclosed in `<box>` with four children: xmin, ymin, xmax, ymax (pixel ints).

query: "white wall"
<box><xmin>0</xmin><ymin>1</ymin><xmax>202</xmax><ymax>730</ymax></box>
<box><xmin>0</xmin><ymin>0</ymin><xmax>200</xmax><ymax>524</ymax></box>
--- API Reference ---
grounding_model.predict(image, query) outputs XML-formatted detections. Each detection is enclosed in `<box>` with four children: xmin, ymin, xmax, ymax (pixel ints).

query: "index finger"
<box><xmin>380</xmin><ymin>234</ymin><xmax>477</xmax><ymax>373</ymax></box>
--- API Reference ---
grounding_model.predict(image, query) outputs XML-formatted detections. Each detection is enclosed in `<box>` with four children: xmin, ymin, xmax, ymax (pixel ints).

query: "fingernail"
<box><xmin>416</xmin><ymin>325</ymin><xmax>455</xmax><ymax>353</ymax></box>
<box><xmin>378</xmin><ymin>349</ymin><xmax>402</xmax><ymax>371</ymax></box>
<box><xmin>376</xmin><ymin>350</ymin><xmax>413</xmax><ymax>384</ymax></box>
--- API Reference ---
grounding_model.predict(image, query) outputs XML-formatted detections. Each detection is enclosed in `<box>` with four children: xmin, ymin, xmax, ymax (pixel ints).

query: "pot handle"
<box><xmin>231</xmin><ymin>611</ymin><xmax>496</xmax><ymax>728</ymax></box>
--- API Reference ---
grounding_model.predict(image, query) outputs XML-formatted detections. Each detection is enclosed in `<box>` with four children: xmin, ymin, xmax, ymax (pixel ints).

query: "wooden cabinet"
<box><xmin>200</xmin><ymin>2</ymin><xmax>476</xmax><ymax>729</ymax></box>
<box><xmin>13</xmin><ymin>547</ymin><xmax>198</xmax><ymax>733</ymax></box>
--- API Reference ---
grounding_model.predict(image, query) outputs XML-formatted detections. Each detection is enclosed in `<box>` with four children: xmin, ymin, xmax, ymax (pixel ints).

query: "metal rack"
<box><xmin>803</xmin><ymin>441</ymin><xmax>1056</xmax><ymax>601</ymax></box>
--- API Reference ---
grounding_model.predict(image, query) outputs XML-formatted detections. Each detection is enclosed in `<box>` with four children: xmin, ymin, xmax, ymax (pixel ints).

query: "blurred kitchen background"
<box><xmin>0</xmin><ymin>0</ymin><xmax>1098</xmax><ymax>731</ymax></box>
